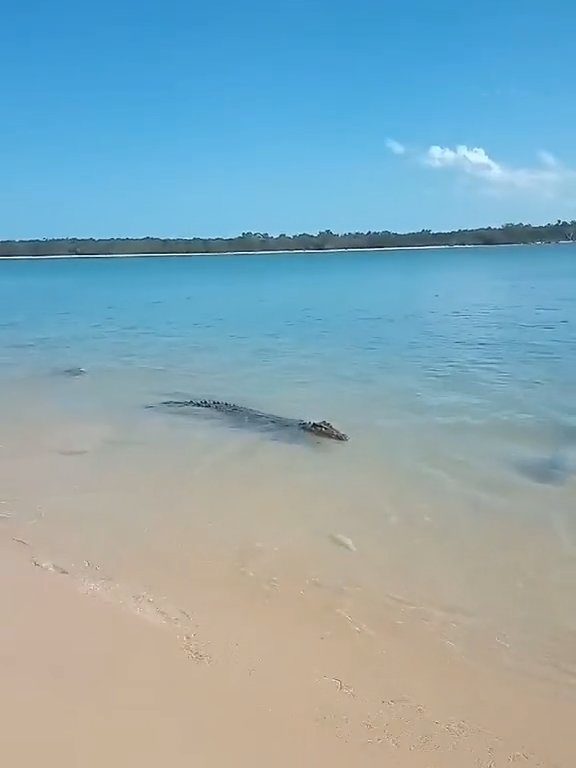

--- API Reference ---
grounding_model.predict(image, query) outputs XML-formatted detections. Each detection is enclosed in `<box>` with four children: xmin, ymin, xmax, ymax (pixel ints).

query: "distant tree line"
<box><xmin>1</xmin><ymin>220</ymin><xmax>575</xmax><ymax>257</ymax></box>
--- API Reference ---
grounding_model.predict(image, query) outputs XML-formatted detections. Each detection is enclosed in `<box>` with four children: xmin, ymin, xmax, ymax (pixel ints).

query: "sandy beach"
<box><xmin>2</xmin><ymin>245</ymin><xmax>575</xmax><ymax>766</ymax></box>
<box><xmin>1</xmin><ymin>525</ymin><xmax>574</xmax><ymax>768</ymax></box>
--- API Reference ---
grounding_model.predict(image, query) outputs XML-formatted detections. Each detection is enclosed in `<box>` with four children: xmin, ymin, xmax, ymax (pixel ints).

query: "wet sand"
<box><xmin>1</xmin><ymin>530</ymin><xmax>574</xmax><ymax>767</ymax></box>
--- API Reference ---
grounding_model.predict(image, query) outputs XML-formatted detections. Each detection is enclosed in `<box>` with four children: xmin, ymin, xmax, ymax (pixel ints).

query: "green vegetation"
<box><xmin>1</xmin><ymin>221</ymin><xmax>575</xmax><ymax>257</ymax></box>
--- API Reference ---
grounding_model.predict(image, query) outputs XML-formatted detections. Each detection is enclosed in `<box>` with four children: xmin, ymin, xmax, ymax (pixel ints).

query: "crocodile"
<box><xmin>154</xmin><ymin>399</ymin><xmax>349</xmax><ymax>442</ymax></box>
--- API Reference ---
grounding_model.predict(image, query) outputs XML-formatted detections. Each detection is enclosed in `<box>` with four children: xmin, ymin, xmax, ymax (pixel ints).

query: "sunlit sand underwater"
<box><xmin>1</xmin><ymin>245</ymin><xmax>575</xmax><ymax>692</ymax></box>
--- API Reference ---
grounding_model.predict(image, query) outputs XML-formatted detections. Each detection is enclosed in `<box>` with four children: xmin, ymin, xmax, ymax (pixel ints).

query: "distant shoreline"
<box><xmin>1</xmin><ymin>220</ymin><xmax>575</xmax><ymax>259</ymax></box>
<box><xmin>0</xmin><ymin>241</ymin><xmax>574</xmax><ymax>261</ymax></box>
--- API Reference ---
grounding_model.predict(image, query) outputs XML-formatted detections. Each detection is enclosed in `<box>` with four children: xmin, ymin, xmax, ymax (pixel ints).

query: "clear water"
<box><xmin>1</xmin><ymin>246</ymin><xmax>575</xmax><ymax>683</ymax></box>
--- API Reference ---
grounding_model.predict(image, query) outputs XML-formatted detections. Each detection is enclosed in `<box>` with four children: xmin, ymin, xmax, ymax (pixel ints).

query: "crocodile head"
<box><xmin>301</xmin><ymin>420</ymin><xmax>349</xmax><ymax>441</ymax></box>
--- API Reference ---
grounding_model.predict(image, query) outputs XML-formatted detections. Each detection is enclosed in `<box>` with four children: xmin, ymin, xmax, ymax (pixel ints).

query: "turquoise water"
<box><xmin>1</xmin><ymin>245</ymin><xmax>575</xmax><ymax>680</ymax></box>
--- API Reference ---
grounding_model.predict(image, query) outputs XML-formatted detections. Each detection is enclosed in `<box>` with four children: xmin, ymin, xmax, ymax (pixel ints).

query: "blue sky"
<box><xmin>1</xmin><ymin>0</ymin><xmax>575</xmax><ymax>239</ymax></box>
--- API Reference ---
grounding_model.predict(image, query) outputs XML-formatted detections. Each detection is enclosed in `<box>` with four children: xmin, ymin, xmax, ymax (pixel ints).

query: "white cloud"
<box><xmin>420</xmin><ymin>143</ymin><xmax>575</xmax><ymax>193</ymax></box>
<box><xmin>385</xmin><ymin>138</ymin><xmax>406</xmax><ymax>155</ymax></box>
<box><xmin>424</xmin><ymin>145</ymin><xmax>502</xmax><ymax>178</ymax></box>
<box><xmin>537</xmin><ymin>150</ymin><xmax>558</xmax><ymax>168</ymax></box>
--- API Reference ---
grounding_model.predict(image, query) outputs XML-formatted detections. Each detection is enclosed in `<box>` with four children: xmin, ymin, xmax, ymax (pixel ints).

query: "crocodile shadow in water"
<box><xmin>513</xmin><ymin>452</ymin><xmax>573</xmax><ymax>486</ymax></box>
<box><xmin>150</xmin><ymin>399</ymin><xmax>349</xmax><ymax>443</ymax></box>
<box><xmin>512</xmin><ymin>420</ymin><xmax>576</xmax><ymax>486</ymax></box>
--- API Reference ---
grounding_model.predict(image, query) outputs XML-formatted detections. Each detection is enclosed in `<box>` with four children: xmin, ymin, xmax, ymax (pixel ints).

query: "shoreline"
<box><xmin>1</xmin><ymin>526</ymin><xmax>574</xmax><ymax>767</ymax></box>
<box><xmin>0</xmin><ymin>241</ymin><xmax>573</xmax><ymax>260</ymax></box>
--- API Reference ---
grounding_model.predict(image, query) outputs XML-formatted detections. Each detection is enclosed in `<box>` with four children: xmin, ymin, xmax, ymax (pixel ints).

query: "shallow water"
<box><xmin>1</xmin><ymin>246</ymin><xmax>575</xmax><ymax>686</ymax></box>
